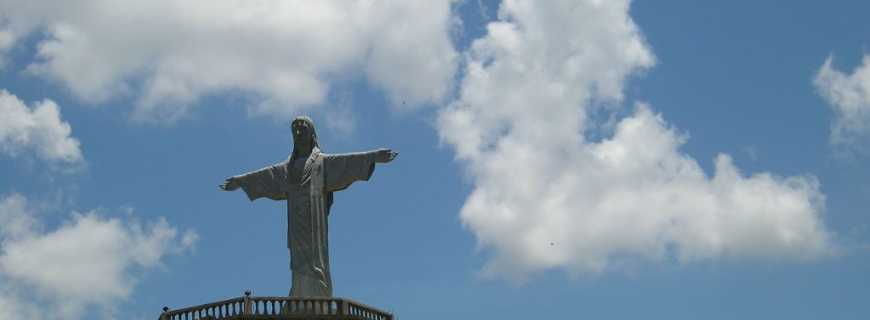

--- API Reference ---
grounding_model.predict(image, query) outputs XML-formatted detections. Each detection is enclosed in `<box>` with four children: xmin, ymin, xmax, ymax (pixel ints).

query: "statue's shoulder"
<box><xmin>312</xmin><ymin>148</ymin><xmax>328</xmax><ymax>159</ymax></box>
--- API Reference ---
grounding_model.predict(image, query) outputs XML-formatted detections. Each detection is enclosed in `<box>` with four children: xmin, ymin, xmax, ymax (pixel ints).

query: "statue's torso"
<box><xmin>285</xmin><ymin>155</ymin><xmax>330</xmax><ymax>282</ymax></box>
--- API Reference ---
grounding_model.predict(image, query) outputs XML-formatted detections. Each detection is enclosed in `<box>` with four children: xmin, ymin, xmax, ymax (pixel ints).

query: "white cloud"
<box><xmin>0</xmin><ymin>290</ymin><xmax>42</xmax><ymax>320</ymax></box>
<box><xmin>814</xmin><ymin>55</ymin><xmax>870</xmax><ymax>153</ymax></box>
<box><xmin>0</xmin><ymin>193</ymin><xmax>38</xmax><ymax>241</ymax></box>
<box><xmin>439</xmin><ymin>0</ymin><xmax>832</xmax><ymax>280</ymax></box>
<box><xmin>0</xmin><ymin>89</ymin><xmax>83</xmax><ymax>164</ymax></box>
<box><xmin>0</xmin><ymin>193</ymin><xmax>197</xmax><ymax>319</ymax></box>
<box><xmin>0</xmin><ymin>27</ymin><xmax>14</xmax><ymax>69</ymax></box>
<box><xmin>0</xmin><ymin>0</ymin><xmax>458</xmax><ymax>122</ymax></box>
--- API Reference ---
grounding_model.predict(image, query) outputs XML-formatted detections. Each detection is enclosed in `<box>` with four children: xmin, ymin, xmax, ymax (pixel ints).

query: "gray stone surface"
<box><xmin>220</xmin><ymin>116</ymin><xmax>397</xmax><ymax>297</ymax></box>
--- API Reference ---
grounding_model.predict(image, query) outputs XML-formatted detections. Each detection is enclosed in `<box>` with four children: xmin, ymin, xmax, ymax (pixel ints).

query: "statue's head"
<box><xmin>291</xmin><ymin>116</ymin><xmax>319</xmax><ymax>159</ymax></box>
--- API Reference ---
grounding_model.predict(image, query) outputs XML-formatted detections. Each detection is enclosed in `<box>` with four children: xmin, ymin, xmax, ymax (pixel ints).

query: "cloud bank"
<box><xmin>439</xmin><ymin>0</ymin><xmax>832</xmax><ymax>280</ymax></box>
<box><xmin>0</xmin><ymin>0</ymin><xmax>458</xmax><ymax>122</ymax></box>
<box><xmin>0</xmin><ymin>89</ymin><xmax>82</xmax><ymax>164</ymax></box>
<box><xmin>0</xmin><ymin>193</ymin><xmax>197</xmax><ymax>319</ymax></box>
<box><xmin>0</xmin><ymin>0</ymin><xmax>836</xmax><ymax>283</ymax></box>
<box><xmin>815</xmin><ymin>55</ymin><xmax>870</xmax><ymax>154</ymax></box>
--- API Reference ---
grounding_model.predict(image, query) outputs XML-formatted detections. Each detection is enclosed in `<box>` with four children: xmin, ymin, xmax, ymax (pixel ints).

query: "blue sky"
<box><xmin>1</xmin><ymin>1</ymin><xmax>869</xmax><ymax>319</ymax></box>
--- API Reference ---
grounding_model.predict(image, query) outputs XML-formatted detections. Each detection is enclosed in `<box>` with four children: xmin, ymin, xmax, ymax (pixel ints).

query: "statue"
<box><xmin>219</xmin><ymin>116</ymin><xmax>397</xmax><ymax>297</ymax></box>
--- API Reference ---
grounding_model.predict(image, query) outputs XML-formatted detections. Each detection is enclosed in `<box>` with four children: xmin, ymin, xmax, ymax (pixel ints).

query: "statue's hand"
<box><xmin>375</xmin><ymin>148</ymin><xmax>398</xmax><ymax>163</ymax></box>
<box><xmin>219</xmin><ymin>177</ymin><xmax>241</xmax><ymax>191</ymax></box>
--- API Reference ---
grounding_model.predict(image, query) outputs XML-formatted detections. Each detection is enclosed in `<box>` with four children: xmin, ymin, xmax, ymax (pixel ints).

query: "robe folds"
<box><xmin>234</xmin><ymin>147</ymin><xmax>378</xmax><ymax>297</ymax></box>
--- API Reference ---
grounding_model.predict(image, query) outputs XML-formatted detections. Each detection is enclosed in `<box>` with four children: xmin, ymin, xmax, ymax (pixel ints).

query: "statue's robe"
<box><xmin>234</xmin><ymin>147</ymin><xmax>378</xmax><ymax>297</ymax></box>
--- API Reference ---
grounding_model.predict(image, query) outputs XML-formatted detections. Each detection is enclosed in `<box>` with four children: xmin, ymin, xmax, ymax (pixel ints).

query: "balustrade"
<box><xmin>159</xmin><ymin>291</ymin><xmax>393</xmax><ymax>320</ymax></box>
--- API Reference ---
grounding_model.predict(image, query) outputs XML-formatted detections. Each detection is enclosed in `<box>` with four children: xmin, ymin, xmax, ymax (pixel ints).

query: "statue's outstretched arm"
<box><xmin>374</xmin><ymin>148</ymin><xmax>398</xmax><ymax>163</ymax></box>
<box><xmin>323</xmin><ymin>149</ymin><xmax>397</xmax><ymax>192</ymax></box>
<box><xmin>219</xmin><ymin>177</ymin><xmax>241</xmax><ymax>191</ymax></box>
<box><xmin>219</xmin><ymin>162</ymin><xmax>289</xmax><ymax>201</ymax></box>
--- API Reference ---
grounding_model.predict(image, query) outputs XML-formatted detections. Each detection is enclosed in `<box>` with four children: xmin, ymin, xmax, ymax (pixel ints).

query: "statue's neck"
<box><xmin>294</xmin><ymin>144</ymin><xmax>314</xmax><ymax>160</ymax></box>
<box><xmin>295</xmin><ymin>151</ymin><xmax>311</xmax><ymax>159</ymax></box>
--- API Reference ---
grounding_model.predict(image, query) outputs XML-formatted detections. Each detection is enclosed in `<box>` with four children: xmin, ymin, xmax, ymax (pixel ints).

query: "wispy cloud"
<box><xmin>814</xmin><ymin>55</ymin><xmax>870</xmax><ymax>156</ymax></box>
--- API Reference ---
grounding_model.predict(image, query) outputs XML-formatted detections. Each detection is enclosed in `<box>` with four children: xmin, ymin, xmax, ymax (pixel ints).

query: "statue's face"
<box><xmin>292</xmin><ymin>120</ymin><xmax>313</xmax><ymax>150</ymax></box>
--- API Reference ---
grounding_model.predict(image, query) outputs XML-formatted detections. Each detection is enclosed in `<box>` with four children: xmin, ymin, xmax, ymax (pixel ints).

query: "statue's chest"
<box><xmin>288</xmin><ymin>174</ymin><xmax>310</xmax><ymax>217</ymax></box>
<box><xmin>288</xmin><ymin>158</ymin><xmax>310</xmax><ymax>185</ymax></box>
<box><xmin>287</xmin><ymin>157</ymin><xmax>320</xmax><ymax>203</ymax></box>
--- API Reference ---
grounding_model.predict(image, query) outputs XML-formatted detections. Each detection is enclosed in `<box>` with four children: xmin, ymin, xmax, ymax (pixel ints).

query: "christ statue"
<box><xmin>219</xmin><ymin>116</ymin><xmax>397</xmax><ymax>297</ymax></box>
